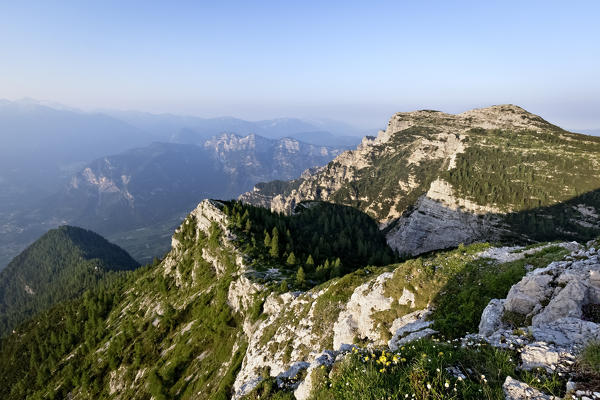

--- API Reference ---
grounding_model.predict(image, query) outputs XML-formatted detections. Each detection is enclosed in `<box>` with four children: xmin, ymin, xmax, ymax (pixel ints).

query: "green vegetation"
<box><xmin>369</xmin><ymin>243</ymin><xmax>568</xmax><ymax>339</ymax></box>
<box><xmin>431</xmin><ymin>245</ymin><xmax>568</xmax><ymax>337</ymax></box>
<box><xmin>221</xmin><ymin>200</ymin><xmax>397</xmax><ymax>288</ymax></box>
<box><xmin>244</xmin><ymin>339</ymin><xmax>564</xmax><ymax>400</ymax></box>
<box><xmin>331</xmin><ymin>127</ymin><xmax>444</xmax><ymax>220</ymax></box>
<box><xmin>444</xmin><ymin>128</ymin><xmax>600</xmax><ymax>242</ymax></box>
<box><xmin>446</xmin><ymin>128</ymin><xmax>600</xmax><ymax>211</ymax></box>
<box><xmin>579</xmin><ymin>341</ymin><xmax>600</xmax><ymax>375</ymax></box>
<box><xmin>576</xmin><ymin>340</ymin><xmax>600</xmax><ymax>391</ymax></box>
<box><xmin>0</xmin><ymin>217</ymin><xmax>246</xmax><ymax>400</ymax></box>
<box><xmin>0</xmin><ymin>225</ymin><xmax>139</xmax><ymax>337</ymax></box>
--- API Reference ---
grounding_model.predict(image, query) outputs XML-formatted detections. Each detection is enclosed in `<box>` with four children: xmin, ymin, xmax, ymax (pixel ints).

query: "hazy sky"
<box><xmin>1</xmin><ymin>1</ymin><xmax>599</xmax><ymax>130</ymax></box>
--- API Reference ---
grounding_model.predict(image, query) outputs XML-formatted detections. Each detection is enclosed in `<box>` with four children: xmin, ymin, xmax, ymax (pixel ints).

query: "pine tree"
<box><xmin>286</xmin><ymin>252</ymin><xmax>297</xmax><ymax>266</ymax></box>
<box><xmin>279</xmin><ymin>279</ymin><xmax>289</xmax><ymax>292</ymax></box>
<box><xmin>270</xmin><ymin>228</ymin><xmax>280</xmax><ymax>258</ymax></box>
<box><xmin>305</xmin><ymin>254</ymin><xmax>315</xmax><ymax>272</ymax></box>
<box><xmin>295</xmin><ymin>267</ymin><xmax>306</xmax><ymax>287</ymax></box>
<box><xmin>331</xmin><ymin>258</ymin><xmax>342</xmax><ymax>278</ymax></box>
<box><xmin>264</xmin><ymin>232</ymin><xmax>271</xmax><ymax>247</ymax></box>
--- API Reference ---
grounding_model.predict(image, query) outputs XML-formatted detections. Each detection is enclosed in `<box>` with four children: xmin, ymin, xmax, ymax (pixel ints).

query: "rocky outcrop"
<box><xmin>332</xmin><ymin>272</ymin><xmax>395</xmax><ymax>349</ymax></box>
<box><xmin>503</xmin><ymin>376</ymin><xmax>559</xmax><ymax>400</ymax></box>
<box><xmin>479</xmin><ymin>242</ymin><xmax>600</xmax><ymax>381</ymax></box>
<box><xmin>388</xmin><ymin>309</ymin><xmax>435</xmax><ymax>350</ymax></box>
<box><xmin>385</xmin><ymin>179</ymin><xmax>503</xmax><ymax>255</ymax></box>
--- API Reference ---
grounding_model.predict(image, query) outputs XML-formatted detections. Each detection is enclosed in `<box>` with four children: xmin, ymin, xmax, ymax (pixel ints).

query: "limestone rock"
<box><xmin>520</xmin><ymin>342</ymin><xmax>572</xmax><ymax>372</ymax></box>
<box><xmin>531</xmin><ymin>317</ymin><xmax>600</xmax><ymax>347</ymax></box>
<box><xmin>504</xmin><ymin>274</ymin><xmax>554</xmax><ymax>315</ymax></box>
<box><xmin>479</xmin><ymin>299</ymin><xmax>506</xmax><ymax>336</ymax></box>
<box><xmin>503</xmin><ymin>376</ymin><xmax>559</xmax><ymax>400</ymax></box>
<box><xmin>332</xmin><ymin>272</ymin><xmax>395</xmax><ymax>350</ymax></box>
<box><xmin>294</xmin><ymin>351</ymin><xmax>336</xmax><ymax>400</ymax></box>
<box><xmin>532</xmin><ymin>281</ymin><xmax>588</xmax><ymax>326</ymax></box>
<box><xmin>388</xmin><ymin>309</ymin><xmax>435</xmax><ymax>351</ymax></box>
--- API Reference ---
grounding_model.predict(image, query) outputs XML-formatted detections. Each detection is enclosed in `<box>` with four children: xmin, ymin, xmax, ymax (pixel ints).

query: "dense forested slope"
<box><xmin>0</xmin><ymin>226</ymin><xmax>138</xmax><ymax>337</ymax></box>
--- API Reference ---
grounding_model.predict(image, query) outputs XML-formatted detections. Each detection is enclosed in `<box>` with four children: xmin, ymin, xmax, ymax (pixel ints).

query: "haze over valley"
<box><xmin>1</xmin><ymin>2</ymin><xmax>599</xmax><ymax>400</ymax></box>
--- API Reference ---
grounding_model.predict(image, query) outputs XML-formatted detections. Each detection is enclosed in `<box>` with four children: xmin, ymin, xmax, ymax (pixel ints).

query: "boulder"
<box><xmin>504</xmin><ymin>274</ymin><xmax>554</xmax><ymax>315</ymax></box>
<box><xmin>532</xmin><ymin>281</ymin><xmax>588</xmax><ymax>326</ymax></box>
<box><xmin>503</xmin><ymin>376</ymin><xmax>559</xmax><ymax>400</ymax></box>
<box><xmin>531</xmin><ymin>317</ymin><xmax>600</xmax><ymax>347</ymax></box>
<box><xmin>479</xmin><ymin>298</ymin><xmax>505</xmax><ymax>336</ymax></box>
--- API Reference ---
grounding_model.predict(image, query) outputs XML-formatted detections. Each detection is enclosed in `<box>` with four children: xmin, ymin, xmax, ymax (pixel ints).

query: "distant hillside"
<box><xmin>0</xmin><ymin>100</ymin><xmax>149</xmax><ymax>212</ymax></box>
<box><xmin>241</xmin><ymin>105</ymin><xmax>600</xmax><ymax>255</ymax></box>
<box><xmin>0</xmin><ymin>226</ymin><xmax>138</xmax><ymax>337</ymax></box>
<box><xmin>0</xmin><ymin>134</ymin><xmax>344</xmax><ymax>267</ymax></box>
<box><xmin>104</xmin><ymin>109</ymin><xmax>363</xmax><ymax>148</ymax></box>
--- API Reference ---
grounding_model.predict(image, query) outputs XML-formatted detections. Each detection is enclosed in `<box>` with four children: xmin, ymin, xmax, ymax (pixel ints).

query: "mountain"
<box><xmin>0</xmin><ymin>134</ymin><xmax>344</xmax><ymax>267</ymax></box>
<box><xmin>283</xmin><ymin>130</ymin><xmax>362</xmax><ymax>148</ymax></box>
<box><xmin>0</xmin><ymin>100</ymin><xmax>149</xmax><ymax>208</ymax></box>
<box><xmin>104</xmin><ymin>110</ymin><xmax>362</xmax><ymax>148</ymax></box>
<box><xmin>0</xmin><ymin>225</ymin><xmax>138</xmax><ymax>337</ymax></box>
<box><xmin>0</xmin><ymin>199</ymin><xmax>596</xmax><ymax>399</ymax></box>
<box><xmin>241</xmin><ymin>105</ymin><xmax>600</xmax><ymax>255</ymax></box>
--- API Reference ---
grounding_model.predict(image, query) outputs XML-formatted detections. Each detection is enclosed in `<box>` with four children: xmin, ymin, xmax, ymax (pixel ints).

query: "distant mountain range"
<box><xmin>0</xmin><ymin>133</ymin><xmax>344</xmax><ymax>267</ymax></box>
<box><xmin>0</xmin><ymin>99</ymin><xmax>362</xmax><ymax>268</ymax></box>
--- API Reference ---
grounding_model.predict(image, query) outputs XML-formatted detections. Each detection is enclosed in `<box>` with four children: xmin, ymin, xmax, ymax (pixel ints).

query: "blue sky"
<box><xmin>1</xmin><ymin>1</ymin><xmax>599</xmax><ymax>129</ymax></box>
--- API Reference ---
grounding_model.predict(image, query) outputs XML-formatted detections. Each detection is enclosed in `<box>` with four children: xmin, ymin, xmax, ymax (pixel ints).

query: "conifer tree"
<box><xmin>286</xmin><ymin>252</ymin><xmax>296</xmax><ymax>266</ymax></box>
<box><xmin>295</xmin><ymin>267</ymin><xmax>306</xmax><ymax>287</ymax></box>
<box><xmin>305</xmin><ymin>254</ymin><xmax>315</xmax><ymax>272</ymax></box>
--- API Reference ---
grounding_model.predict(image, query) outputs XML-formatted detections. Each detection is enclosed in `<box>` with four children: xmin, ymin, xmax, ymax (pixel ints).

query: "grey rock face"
<box><xmin>520</xmin><ymin>342</ymin><xmax>576</xmax><ymax>373</ymax></box>
<box><xmin>388</xmin><ymin>309</ymin><xmax>435</xmax><ymax>351</ymax></box>
<box><xmin>385</xmin><ymin>194</ymin><xmax>501</xmax><ymax>256</ymax></box>
<box><xmin>504</xmin><ymin>274</ymin><xmax>554</xmax><ymax>315</ymax></box>
<box><xmin>478</xmin><ymin>299</ymin><xmax>506</xmax><ymax>336</ymax></box>
<box><xmin>503</xmin><ymin>376</ymin><xmax>559</xmax><ymax>400</ymax></box>
<box><xmin>479</xmin><ymin>243</ymin><xmax>600</xmax><ymax>389</ymax></box>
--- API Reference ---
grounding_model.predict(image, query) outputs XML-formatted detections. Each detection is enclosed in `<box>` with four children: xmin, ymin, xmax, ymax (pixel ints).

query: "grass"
<box><xmin>579</xmin><ymin>340</ymin><xmax>600</xmax><ymax>375</ymax></box>
<box><xmin>304</xmin><ymin>339</ymin><xmax>564</xmax><ymax>400</ymax></box>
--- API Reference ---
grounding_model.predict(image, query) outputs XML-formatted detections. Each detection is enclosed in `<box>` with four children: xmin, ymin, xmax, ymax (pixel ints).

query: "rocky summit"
<box><xmin>241</xmin><ymin>105</ymin><xmax>600</xmax><ymax>256</ymax></box>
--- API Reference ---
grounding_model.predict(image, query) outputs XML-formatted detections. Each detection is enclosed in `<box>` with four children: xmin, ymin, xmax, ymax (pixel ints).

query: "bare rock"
<box><xmin>531</xmin><ymin>317</ymin><xmax>600</xmax><ymax>347</ymax></box>
<box><xmin>388</xmin><ymin>309</ymin><xmax>434</xmax><ymax>351</ymax></box>
<box><xmin>520</xmin><ymin>342</ymin><xmax>575</xmax><ymax>372</ymax></box>
<box><xmin>479</xmin><ymin>299</ymin><xmax>506</xmax><ymax>336</ymax></box>
<box><xmin>504</xmin><ymin>274</ymin><xmax>554</xmax><ymax>315</ymax></box>
<box><xmin>332</xmin><ymin>272</ymin><xmax>395</xmax><ymax>350</ymax></box>
<box><xmin>532</xmin><ymin>281</ymin><xmax>588</xmax><ymax>326</ymax></box>
<box><xmin>503</xmin><ymin>376</ymin><xmax>559</xmax><ymax>400</ymax></box>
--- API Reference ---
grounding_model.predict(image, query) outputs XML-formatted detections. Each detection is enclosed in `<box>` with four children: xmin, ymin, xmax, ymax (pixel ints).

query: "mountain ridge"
<box><xmin>240</xmin><ymin>104</ymin><xmax>600</xmax><ymax>255</ymax></box>
<box><xmin>0</xmin><ymin>133</ymin><xmax>344</xmax><ymax>268</ymax></box>
<box><xmin>0</xmin><ymin>199</ymin><xmax>597</xmax><ymax>399</ymax></box>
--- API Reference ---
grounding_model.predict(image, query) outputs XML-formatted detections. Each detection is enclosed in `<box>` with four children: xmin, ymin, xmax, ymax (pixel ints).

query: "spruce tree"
<box><xmin>295</xmin><ymin>267</ymin><xmax>306</xmax><ymax>288</ymax></box>
<box><xmin>305</xmin><ymin>254</ymin><xmax>315</xmax><ymax>272</ymax></box>
<box><xmin>286</xmin><ymin>252</ymin><xmax>296</xmax><ymax>266</ymax></box>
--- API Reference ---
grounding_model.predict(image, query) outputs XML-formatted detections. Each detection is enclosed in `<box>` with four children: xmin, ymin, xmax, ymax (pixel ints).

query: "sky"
<box><xmin>1</xmin><ymin>1</ymin><xmax>599</xmax><ymax>130</ymax></box>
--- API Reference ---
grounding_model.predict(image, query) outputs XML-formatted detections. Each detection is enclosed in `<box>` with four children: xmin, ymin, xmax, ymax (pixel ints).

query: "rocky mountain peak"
<box><xmin>241</xmin><ymin>105</ymin><xmax>600</xmax><ymax>256</ymax></box>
